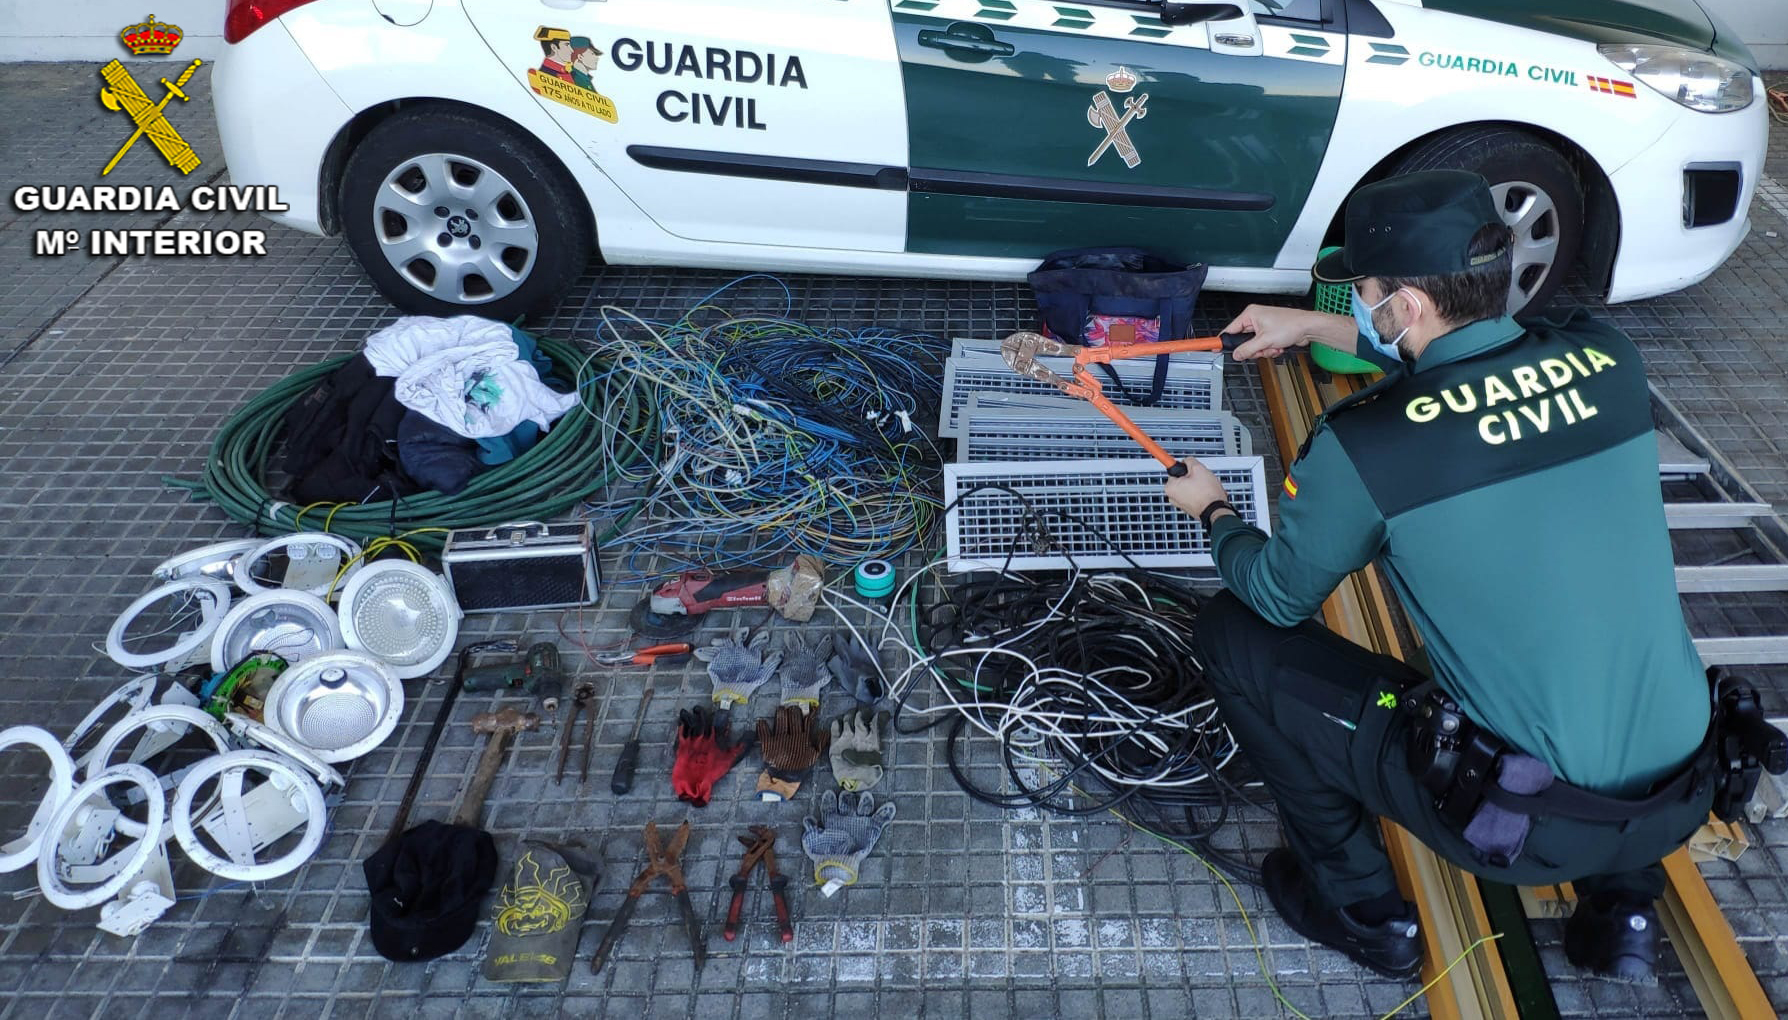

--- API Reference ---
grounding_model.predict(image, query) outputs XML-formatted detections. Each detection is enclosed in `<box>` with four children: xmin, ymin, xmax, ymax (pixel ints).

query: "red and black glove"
<box><xmin>673</xmin><ymin>705</ymin><xmax>749</xmax><ymax>807</ymax></box>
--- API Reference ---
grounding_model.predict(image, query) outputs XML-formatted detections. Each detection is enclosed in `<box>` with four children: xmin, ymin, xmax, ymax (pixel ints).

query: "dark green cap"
<box><xmin>1313</xmin><ymin>170</ymin><xmax>1507</xmax><ymax>284</ymax></box>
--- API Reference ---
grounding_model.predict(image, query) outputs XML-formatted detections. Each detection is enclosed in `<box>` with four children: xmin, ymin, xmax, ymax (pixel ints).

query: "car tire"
<box><xmin>340</xmin><ymin>106</ymin><xmax>592</xmax><ymax>320</ymax></box>
<box><xmin>1393</xmin><ymin>127</ymin><xmax>1583</xmax><ymax>316</ymax></box>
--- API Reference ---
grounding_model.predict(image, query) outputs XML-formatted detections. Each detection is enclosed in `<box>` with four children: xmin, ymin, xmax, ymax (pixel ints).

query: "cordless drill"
<box><xmin>460</xmin><ymin>641</ymin><xmax>565</xmax><ymax>711</ymax></box>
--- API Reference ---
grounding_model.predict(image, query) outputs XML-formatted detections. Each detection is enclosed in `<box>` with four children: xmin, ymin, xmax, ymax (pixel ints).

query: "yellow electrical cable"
<box><xmin>1101</xmin><ymin>805</ymin><xmax>1504</xmax><ymax>1019</ymax></box>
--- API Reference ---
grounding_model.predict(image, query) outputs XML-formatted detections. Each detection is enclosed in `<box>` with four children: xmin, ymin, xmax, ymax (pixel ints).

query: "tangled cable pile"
<box><xmin>173</xmin><ymin>337</ymin><xmax>654</xmax><ymax>552</ymax></box>
<box><xmin>578</xmin><ymin>287</ymin><xmax>947</xmax><ymax>571</ymax></box>
<box><xmin>867</xmin><ymin>567</ymin><xmax>1263</xmax><ymax>879</ymax></box>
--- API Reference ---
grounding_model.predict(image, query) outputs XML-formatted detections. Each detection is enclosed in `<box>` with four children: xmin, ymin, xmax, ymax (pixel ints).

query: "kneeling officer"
<box><xmin>1169</xmin><ymin>170</ymin><xmax>1720</xmax><ymax>983</ymax></box>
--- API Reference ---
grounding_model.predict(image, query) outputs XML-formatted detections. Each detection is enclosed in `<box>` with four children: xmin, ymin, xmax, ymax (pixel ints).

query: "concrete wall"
<box><xmin>1</xmin><ymin>2</ymin><xmax>223</xmax><ymax>62</ymax></box>
<box><xmin>0</xmin><ymin>0</ymin><xmax>1782</xmax><ymax>67</ymax></box>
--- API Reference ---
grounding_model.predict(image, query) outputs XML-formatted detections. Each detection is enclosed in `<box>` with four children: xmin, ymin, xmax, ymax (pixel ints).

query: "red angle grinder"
<box><xmin>630</xmin><ymin>555</ymin><xmax>826</xmax><ymax>638</ymax></box>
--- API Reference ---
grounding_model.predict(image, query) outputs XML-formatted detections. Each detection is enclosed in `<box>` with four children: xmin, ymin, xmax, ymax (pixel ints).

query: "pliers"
<box><xmin>596</xmin><ymin>642</ymin><xmax>694</xmax><ymax>666</ymax></box>
<box><xmin>590</xmin><ymin>820</ymin><xmax>705</xmax><ymax>974</ymax></box>
<box><xmin>724</xmin><ymin>824</ymin><xmax>793</xmax><ymax>943</ymax></box>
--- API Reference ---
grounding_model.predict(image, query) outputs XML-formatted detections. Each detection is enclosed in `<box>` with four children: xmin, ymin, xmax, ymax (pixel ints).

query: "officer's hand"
<box><xmin>1163</xmin><ymin>456</ymin><xmax>1229</xmax><ymax>518</ymax></box>
<box><xmin>1222</xmin><ymin>305</ymin><xmax>1323</xmax><ymax>361</ymax></box>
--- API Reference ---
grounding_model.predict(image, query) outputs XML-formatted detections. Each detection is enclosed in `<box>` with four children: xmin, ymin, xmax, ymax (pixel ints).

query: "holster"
<box><xmin>1406</xmin><ymin>669</ymin><xmax>1775</xmax><ymax>867</ymax></box>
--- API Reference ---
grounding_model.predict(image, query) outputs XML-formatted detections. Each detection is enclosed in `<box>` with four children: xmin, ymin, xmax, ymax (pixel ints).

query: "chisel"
<box><xmin>610</xmin><ymin>688</ymin><xmax>653</xmax><ymax>795</ymax></box>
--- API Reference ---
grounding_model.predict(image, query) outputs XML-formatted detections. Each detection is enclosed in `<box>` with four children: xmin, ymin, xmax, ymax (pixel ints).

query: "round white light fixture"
<box><xmin>170</xmin><ymin>750</ymin><xmax>328</xmax><ymax>882</ymax></box>
<box><xmin>63</xmin><ymin>675</ymin><xmax>158</xmax><ymax>769</ymax></box>
<box><xmin>87</xmin><ymin>704</ymin><xmax>233</xmax><ymax>780</ymax></box>
<box><xmin>221</xmin><ymin>712</ymin><xmax>345</xmax><ymax>790</ymax></box>
<box><xmin>0</xmin><ymin>727</ymin><xmax>77</xmax><ymax>873</ymax></box>
<box><xmin>262</xmin><ymin>651</ymin><xmax>403</xmax><ymax>763</ymax></box>
<box><xmin>37</xmin><ymin>764</ymin><xmax>165</xmax><ymax>911</ymax></box>
<box><xmin>235</xmin><ymin>533</ymin><xmax>363</xmax><ymax>599</ymax></box>
<box><xmin>210</xmin><ymin>591</ymin><xmax>342</xmax><ymax>674</ymax></box>
<box><xmin>104</xmin><ymin>579</ymin><xmax>232</xmax><ymax>672</ymax></box>
<box><xmin>337</xmin><ymin>561</ymin><xmax>461</xmax><ymax>679</ymax></box>
<box><xmin>151</xmin><ymin>538</ymin><xmax>264</xmax><ymax>586</ymax></box>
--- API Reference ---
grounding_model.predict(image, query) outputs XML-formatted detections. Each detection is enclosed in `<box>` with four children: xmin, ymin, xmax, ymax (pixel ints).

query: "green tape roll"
<box><xmin>854</xmin><ymin>559</ymin><xmax>895</xmax><ymax>599</ymax></box>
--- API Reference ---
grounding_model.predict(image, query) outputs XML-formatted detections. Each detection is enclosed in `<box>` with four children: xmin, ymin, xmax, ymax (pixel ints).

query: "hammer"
<box><xmin>449</xmin><ymin>708</ymin><xmax>539</xmax><ymax>827</ymax></box>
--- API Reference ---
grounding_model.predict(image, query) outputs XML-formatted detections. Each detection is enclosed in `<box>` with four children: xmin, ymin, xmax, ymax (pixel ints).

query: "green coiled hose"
<box><xmin>168</xmin><ymin>337</ymin><xmax>655</xmax><ymax>552</ymax></box>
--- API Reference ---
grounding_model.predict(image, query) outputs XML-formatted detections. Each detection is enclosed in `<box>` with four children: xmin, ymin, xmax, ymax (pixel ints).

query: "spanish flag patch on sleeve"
<box><xmin>1283</xmin><ymin>475</ymin><xmax>1299</xmax><ymax>500</ymax></box>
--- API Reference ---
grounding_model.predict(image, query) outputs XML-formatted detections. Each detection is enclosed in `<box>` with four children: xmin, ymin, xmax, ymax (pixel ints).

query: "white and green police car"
<box><xmin>215</xmin><ymin>0</ymin><xmax>1767</xmax><ymax>319</ymax></box>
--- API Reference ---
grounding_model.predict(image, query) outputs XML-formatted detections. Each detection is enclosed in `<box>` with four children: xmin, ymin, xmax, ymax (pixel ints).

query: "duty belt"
<box><xmin>1410</xmin><ymin>668</ymin><xmax>1783</xmax><ymax>831</ymax></box>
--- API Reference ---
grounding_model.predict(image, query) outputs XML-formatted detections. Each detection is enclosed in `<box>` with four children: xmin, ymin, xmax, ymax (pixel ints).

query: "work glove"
<box><xmin>778</xmin><ymin>633</ymin><xmax>833</xmax><ymax>708</ymax></box>
<box><xmin>672</xmin><ymin>705</ymin><xmax>750</xmax><ymax>807</ymax></box>
<box><xmin>828</xmin><ymin>709</ymin><xmax>890</xmax><ymax>793</ymax></box>
<box><xmin>698</xmin><ymin>627</ymin><xmax>781</xmax><ymax>709</ymax></box>
<box><xmin>755</xmin><ymin>704</ymin><xmax>829</xmax><ymax>801</ymax></box>
<box><xmin>826</xmin><ymin>638</ymin><xmax>887</xmax><ymax>709</ymax></box>
<box><xmin>801</xmin><ymin>790</ymin><xmax>896</xmax><ymax>895</ymax></box>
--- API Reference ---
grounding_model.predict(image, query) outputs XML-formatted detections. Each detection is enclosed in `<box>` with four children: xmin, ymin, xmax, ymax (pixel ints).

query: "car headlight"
<box><xmin>1597</xmin><ymin>44</ymin><xmax>1754</xmax><ymax>113</ymax></box>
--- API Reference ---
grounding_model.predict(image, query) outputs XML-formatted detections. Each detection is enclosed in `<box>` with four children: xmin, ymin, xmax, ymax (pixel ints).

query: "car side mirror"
<box><xmin>1159</xmin><ymin>2</ymin><xmax>1245</xmax><ymax>25</ymax></box>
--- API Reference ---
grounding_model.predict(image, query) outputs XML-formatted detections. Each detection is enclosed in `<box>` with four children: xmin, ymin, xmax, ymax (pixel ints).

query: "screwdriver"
<box><xmin>610</xmin><ymin>687</ymin><xmax>654</xmax><ymax>795</ymax></box>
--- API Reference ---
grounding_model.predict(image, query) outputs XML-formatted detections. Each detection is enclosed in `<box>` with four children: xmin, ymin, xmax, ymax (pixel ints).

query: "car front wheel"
<box><xmin>340</xmin><ymin>107</ymin><xmax>592</xmax><ymax>320</ymax></box>
<box><xmin>1393</xmin><ymin>127</ymin><xmax>1583</xmax><ymax>317</ymax></box>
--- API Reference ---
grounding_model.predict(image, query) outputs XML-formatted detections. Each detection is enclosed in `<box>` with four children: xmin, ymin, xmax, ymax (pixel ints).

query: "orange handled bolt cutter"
<box><xmin>999</xmin><ymin>330</ymin><xmax>1254</xmax><ymax>477</ymax></box>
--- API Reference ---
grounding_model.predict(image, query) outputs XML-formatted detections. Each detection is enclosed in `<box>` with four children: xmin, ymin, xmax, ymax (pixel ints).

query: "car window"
<box><xmin>1249</xmin><ymin>0</ymin><xmax>1324</xmax><ymax>20</ymax></box>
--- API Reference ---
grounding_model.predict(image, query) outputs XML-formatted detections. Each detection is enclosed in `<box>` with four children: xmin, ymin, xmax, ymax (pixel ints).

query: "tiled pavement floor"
<box><xmin>1</xmin><ymin>61</ymin><xmax>1787</xmax><ymax>1019</ymax></box>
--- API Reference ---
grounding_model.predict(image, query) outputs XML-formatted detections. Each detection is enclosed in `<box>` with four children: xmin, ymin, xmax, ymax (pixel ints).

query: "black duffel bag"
<box><xmin>1028</xmin><ymin>247</ymin><xmax>1208</xmax><ymax>404</ymax></box>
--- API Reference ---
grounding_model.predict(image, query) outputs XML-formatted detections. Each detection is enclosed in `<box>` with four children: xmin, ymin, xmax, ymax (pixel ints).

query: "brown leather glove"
<box><xmin>755</xmin><ymin>705</ymin><xmax>829</xmax><ymax>802</ymax></box>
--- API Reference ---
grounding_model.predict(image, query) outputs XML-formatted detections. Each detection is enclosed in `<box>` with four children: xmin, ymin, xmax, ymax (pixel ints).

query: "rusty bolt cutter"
<box><xmin>590</xmin><ymin>820</ymin><xmax>705</xmax><ymax>974</ymax></box>
<box><xmin>724</xmin><ymin>824</ymin><xmax>793</xmax><ymax>944</ymax></box>
<box><xmin>1000</xmin><ymin>330</ymin><xmax>1253</xmax><ymax>477</ymax></box>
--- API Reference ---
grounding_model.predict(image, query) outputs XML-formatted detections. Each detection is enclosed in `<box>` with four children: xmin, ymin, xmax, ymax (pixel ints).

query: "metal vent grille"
<box><xmin>959</xmin><ymin>396</ymin><xmax>1250</xmax><ymax>462</ymax></box>
<box><xmin>939</xmin><ymin>352</ymin><xmax>1222</xmax><ymax>437</ymax></box>
<box><xmin>943</xmin><ymin>457</ymin><xmax>1270</xmax><ymax>572</ymax></box>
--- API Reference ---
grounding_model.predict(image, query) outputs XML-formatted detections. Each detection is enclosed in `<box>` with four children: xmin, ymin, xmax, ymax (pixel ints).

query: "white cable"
<box><xmin>104</xmin><ymin>579</ymin><xmax>232</xmax><ymax>671</ymax></box>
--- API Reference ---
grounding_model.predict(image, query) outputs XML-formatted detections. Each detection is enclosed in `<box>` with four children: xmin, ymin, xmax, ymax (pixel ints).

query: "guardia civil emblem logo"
<box><xmin>1087</xmin><ymin>66</ymin><xmax>1148</xmax><ymax>169</ymax></box>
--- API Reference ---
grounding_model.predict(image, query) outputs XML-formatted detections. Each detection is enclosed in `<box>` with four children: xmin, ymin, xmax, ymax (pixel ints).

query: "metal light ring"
<box><xmin>63</xmin><ymin>675</ymin><xmax>159</xmax><ymax>761</ymax></box>
<box><xmin>87</xmin><ymin>705</ymin><xmax>234</xmax><ymax>783</ymax></box>
<box><xmin>234</xmin><ymin>533</ymin><xmax>364</xmax><ymax>599</ymax></box>
<box><xmin>209</xmin><ymin>590</ymin><xmax>344</xmax><ymax>675</ymax></box>
<box><xmin>337</xmin><ymin>561</ymin><xmax>462</xmax><ymax>680</ymax></box>
<box><xmin>37</xmin><ymin>764</ymin><xmax>165</xmax><ymax>911</ymax></box>
<box><xmin>0</xmin><ymin>727</ymin><xmax>77</xmax><ymax>874</ymax></box>
<box><xmin>262</xmin><ymin>651</ymin><xmax>404</xmax><ymax>764</ymax></box>
<box><xmin>104</xmin><ymin>578</ymin><xmax>232</xmax><ymax>671</ymax></box>
<box><xmin>151</xmin><ymin>538</ymin><xmax>265</xmax><ymax>586</ymax></box>
<box><xmin>221</xmin><ymin>712</ymin><xmax>345</xmax><ymax>789</ymax></box>
<box><xmin>169</xmin><ymin>750</ymin><xmax>327</xmax><ymax>883</ymax></box>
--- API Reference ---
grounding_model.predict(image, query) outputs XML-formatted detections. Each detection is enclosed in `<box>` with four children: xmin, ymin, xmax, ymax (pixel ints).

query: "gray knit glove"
<box><xmin>827</xmin><ymin>638</ymin><xmax>886</xmax><ymax>708</ymax></box>
<box><xmin>801</xmin><ymin>790</ymin><xmax>896</xmax><ymax>894</ymax></box>
<box><xmin>828</xmin><ymin>709</ymin><xmax>889</xmax><ymax>793</ymax></box>
<box><xmin>697</xmin><ymin>627</ymin><xmax>781</xmax><ymax>709</ymax></box>
<box><xmin>778</xmin><ymin>633</ymin><xmax>833</xmax><ymax>708</ymax></box>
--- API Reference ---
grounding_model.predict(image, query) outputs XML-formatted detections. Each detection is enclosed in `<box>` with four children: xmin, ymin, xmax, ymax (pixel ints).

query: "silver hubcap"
<box><xmin>371</xmin><ymin>153</ymin><xmax>537</xmax><ymax>304</ymax></box>
<box><xmin>1490</xmin><ymin>180</ymin><xmax>1560</xmax><ymax>315</ymax></box>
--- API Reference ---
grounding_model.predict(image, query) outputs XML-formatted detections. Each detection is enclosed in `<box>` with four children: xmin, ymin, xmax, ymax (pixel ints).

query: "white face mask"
<box><xmin>1352</xmin><ymin>286</ymin><xmax>1420</xmax><ymax>361</ymax></box>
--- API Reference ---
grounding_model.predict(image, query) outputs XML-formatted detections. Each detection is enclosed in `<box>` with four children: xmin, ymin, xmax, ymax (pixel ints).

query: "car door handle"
<box><xmin>918</xmin><ymin>23</ymin><xmax>1015</xmax><ymax>62</ymax></box>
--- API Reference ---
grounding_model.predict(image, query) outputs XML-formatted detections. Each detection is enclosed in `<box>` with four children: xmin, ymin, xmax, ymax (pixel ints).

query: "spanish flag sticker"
<box><xmin>1283</xmin><ymin>475</ymin><xmax>1299</xmax><ymax>500</ymax></box>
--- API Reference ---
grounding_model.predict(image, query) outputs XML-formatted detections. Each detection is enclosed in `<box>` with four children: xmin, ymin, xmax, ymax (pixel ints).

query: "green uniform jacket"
<box><xmin>1209</xmin><ymin>312</ymin><xmax>1709</xmax><ymax>795</ymax></box>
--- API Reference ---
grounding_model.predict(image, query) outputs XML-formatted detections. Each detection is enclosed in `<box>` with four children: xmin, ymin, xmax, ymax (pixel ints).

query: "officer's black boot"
<box><xmin>1564</xmin><ymin>892</ymin><xmax>1660</xmax><ymax>985</ymax></box>
<box><xmin>1261</xmin><ymin>849</ymin><xmax>1423</xmax><ymax>979</ymax></box>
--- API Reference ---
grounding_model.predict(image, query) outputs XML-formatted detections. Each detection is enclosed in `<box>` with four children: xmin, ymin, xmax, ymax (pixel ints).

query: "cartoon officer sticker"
<box><xmin>570</xmin><ymin>37</ymin><xmax>603</xmax><ymax>90</ymax></box>
<box><xmin>536</xmin><ymin>27</ymin><xmax>576</xmax><ymax>83</ymax></box>
<box><xmin>526</xmin><ymin>27</ymin><xmax>618</xmax><ymax>123</ymax></box>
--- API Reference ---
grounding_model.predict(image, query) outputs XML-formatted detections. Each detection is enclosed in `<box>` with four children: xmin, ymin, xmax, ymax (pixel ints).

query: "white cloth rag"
<box><xmin>362</xmin><ymin>316</ymin><xmax>577</xmax><ymax>439</ymax></box>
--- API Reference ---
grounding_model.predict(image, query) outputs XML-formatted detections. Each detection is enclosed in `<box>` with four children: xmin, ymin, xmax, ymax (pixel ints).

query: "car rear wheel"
<box><xmin>1393</xmin><ymin>127</ymin><xmax>1583</xmax><ymax>316</ymax></box>
<box><xmin>340</xmin><ymin>107</ymin><xmax>592</xmax><ymax>320</ymax></box>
